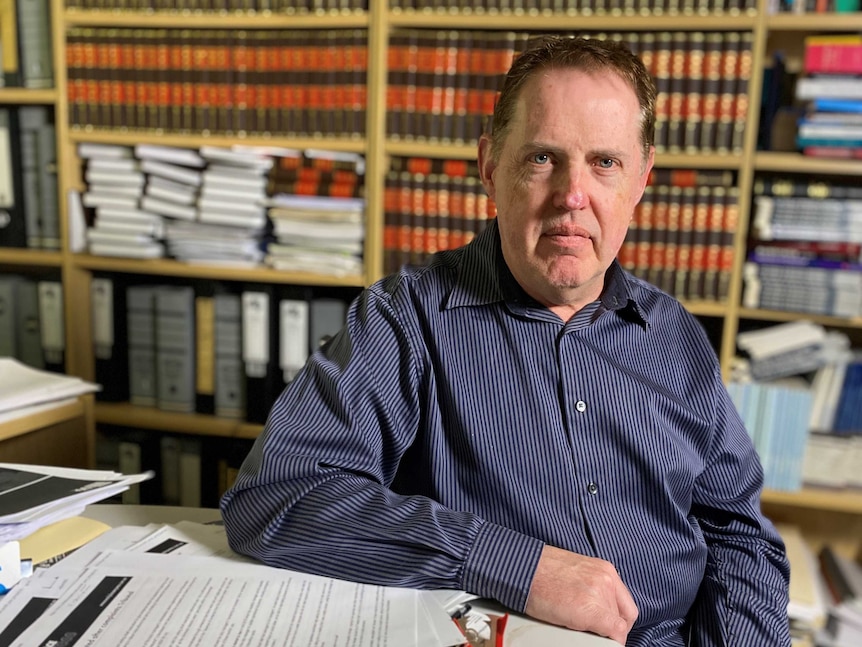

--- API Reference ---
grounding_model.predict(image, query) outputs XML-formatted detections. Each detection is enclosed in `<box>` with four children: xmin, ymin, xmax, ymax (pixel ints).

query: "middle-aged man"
<box><xmin>222</xmin><ymin>36</ymin><xmax>791</xmax><ymax>646</ymax></box>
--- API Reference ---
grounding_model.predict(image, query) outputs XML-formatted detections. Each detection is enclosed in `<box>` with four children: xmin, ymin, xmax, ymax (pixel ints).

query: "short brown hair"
<box><xmin>487</xmin><ymin>36</ymin><xmax>656</xmax><ymax>163</ymax></box>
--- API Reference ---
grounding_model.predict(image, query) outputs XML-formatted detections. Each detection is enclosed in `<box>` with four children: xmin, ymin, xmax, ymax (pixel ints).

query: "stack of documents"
<box><xmin>0</xmin><ymin>358</ymin><xmax>100</xmax><ymax>421</ymax></box>
<box><xmin>0</xmin><ymin>521</ymin><xmax>468</xmax><ymax>647</ymax></box>
<box><xmin>0</xmin><ymin>464</ymin><xmax>154</xmax><ymax>543</ymax></box>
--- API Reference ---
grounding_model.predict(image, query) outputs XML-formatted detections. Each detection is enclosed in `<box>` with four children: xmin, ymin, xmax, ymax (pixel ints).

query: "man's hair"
<box><xmin>487</xmin><ymin>36</ymin><xmax>657</xmax><ymax>163</ymax></box>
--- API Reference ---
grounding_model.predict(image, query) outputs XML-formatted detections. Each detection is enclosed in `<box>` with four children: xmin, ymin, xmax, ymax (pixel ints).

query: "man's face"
<box><xmin>478</xmin><ymin>67</ymin><xmax>654</xmax><ymax>313</ymax></box>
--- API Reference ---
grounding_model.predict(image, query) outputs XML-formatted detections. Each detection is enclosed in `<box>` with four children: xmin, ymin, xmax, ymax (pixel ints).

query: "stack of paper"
<box><xmin>0</xmin><ymin>521</ymin><xmax>467</xmax><ymax>647</ymax></box>
<box><xmin>0</xmin><ymin>464</ymin><xmax>154</xmax><ymax>542</ymax></box>
<box><xmin>0</xmin><ymin>358</ymin><xmax>100</xmax><ymax>417</ymax></box>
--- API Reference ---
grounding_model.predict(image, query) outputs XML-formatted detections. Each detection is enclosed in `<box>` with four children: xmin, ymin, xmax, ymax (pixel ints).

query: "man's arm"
<box><xmin>220</xmin><ymin>286</ymin><xmax>544</xmax><ymax>609</ymax></box>
<box><xmin>687</xmin><ymin>383</ymin><xmax>791</xmax><ymax>646</ymax></box>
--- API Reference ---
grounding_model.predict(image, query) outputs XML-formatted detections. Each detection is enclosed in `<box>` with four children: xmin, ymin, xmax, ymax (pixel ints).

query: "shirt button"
<box><xmin>575</xmin><ymin>400</ymin><xmax>587</xmax><ymax>413</ymax></box>
<box><xmin>587</xmin><ymin>482</ymin><xmax>599</xmax><ymax>495</ymax></box>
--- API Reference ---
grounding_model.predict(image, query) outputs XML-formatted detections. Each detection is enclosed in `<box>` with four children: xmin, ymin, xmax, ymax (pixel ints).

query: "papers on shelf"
<box><xmin>0</xmin><ymin>358</ymin><xmax>100</xmax><ymax>415</ymax></box>
<box><xmin>0</xmin><ymin>464</ymin><xmax>154</xmax><ymax>542</ymax></box>
<box><xmin>0</xmin><ymin>521</ymin><xmax>467</xmax><ymax>647</ymax></box>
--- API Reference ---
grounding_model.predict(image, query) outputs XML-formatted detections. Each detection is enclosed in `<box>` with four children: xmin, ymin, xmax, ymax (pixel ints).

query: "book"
<box><xmin>126</xmin><ymin>285</ymin><xmax>158</xmax><ymax>408</ymax></box>
<box><xmin>15</xmin><ymin>0</ymin><xmax>53</xmax><ymax>89</ymax></box>
<box><xmin>241</xmin><ymin>286</ymin><xmax>279</xmax><ymax>425</ymax></box>
<box><xmin>154</xmin><ymin>285</ymin><xmax>196</xmax><ymax>414</ymax></box>
<box><xmin>0</xmin><ymin>107</ymin><xmax>28</xmax><ymax>248</ymax></box>
<box><xmin>804</xmin><ymin>35</ymin><xmax>862</xmax><ymax>75</ymax></box>
<box><xmin>214</xmin><ymin>290</ymin><xmax>245</xmax><ymax>420</ymax></box>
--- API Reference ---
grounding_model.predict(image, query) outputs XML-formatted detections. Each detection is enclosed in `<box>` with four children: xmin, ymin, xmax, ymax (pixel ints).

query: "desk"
<box><xmin>75</xmin><ymin>504</ymin><xmax>615</xmax><ymax>647</ymax></box>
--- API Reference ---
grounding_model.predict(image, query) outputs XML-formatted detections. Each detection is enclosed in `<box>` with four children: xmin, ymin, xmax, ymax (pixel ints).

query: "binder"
<box><xmin>0</xmin><ymin>275</ymin><xmax>20</xmax><ymax>358</ymax></box>
<box><xmin>159</xmin><ymin>435</ymin><xmax>181</xmax><ymax>506</ymax></box>
<box><xmin>0</xmin><ymin>108</ymin><xmax>28</xmax><ymax>248</ymax></box>
<box><xmin>241</xmin><ymin>285</ymin><xmax>279</xmax><ymax>424</ymax></box>
<box><xmin>15</xmin><ymin>276</ymin><xmax>43</xmax><ymax>369</ymax></box>
<box><xmin>194</xmin><ymin>282</ymin><xmax>216</xmax><ymax>415</ymax></box>
<box><xmin>36</xmin><ymin>280</ymin><xmax>64</xmax><ymax>372</ymax></box>
<box><xmin>91</xmin><ymin>275</ymin><xmax>129</xmax><ymax>402</ymax></box>
<box><xmin>116</xmin><ymin>429</ymin><xmax>161</xmax><ymax>505</ymax></box>
<box><xmin>310</xmin><ymin>296</ymin><xmax>348</xmax><ymax>352</ymax></box>
<box><xmin>214</xmin><ymin>289</ymin><xmax>245</xmax><ymax>419</ymax></box>
<box><xmin>126</xmin><ymin>285</ymin><xmax>158</xmax><ymax>407</ymax></box>
<box><xmin>278</xmin><ymin>286</ymin><xmax>312</xmax><ymax>387</ymax></box>
<box><xmin>154</xmin><ymin>285</ymin><xmax>196</xmax><ymax>413</ymax></box>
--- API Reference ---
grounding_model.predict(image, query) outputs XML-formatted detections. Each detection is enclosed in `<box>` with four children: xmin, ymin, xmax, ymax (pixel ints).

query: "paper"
<box><xmin>0</xmin><ymin>359</ymin><xmax>99</xmax><ymax>414</ymax></box>
<box><xmin>0</xmin><ymin>523</ymin><xmax>466</xmax><ymax>647</ymax></box>
<box><xmin>18</xmin><ymin>517</ymin><xmax>111</xmax><ymax>565</ymax></box>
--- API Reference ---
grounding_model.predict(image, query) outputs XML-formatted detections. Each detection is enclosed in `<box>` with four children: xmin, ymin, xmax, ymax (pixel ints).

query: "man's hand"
<box><xmin>525</xmin><ymin>545</ymin><xmax>638</xmax><ymax>645</ymax></box>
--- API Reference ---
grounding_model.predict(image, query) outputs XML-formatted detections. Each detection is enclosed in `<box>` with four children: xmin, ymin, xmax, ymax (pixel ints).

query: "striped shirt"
<box><xmin>221</xmin><ymin>218</ymin><xmax>790</xmax><ymax>646</ymax></box>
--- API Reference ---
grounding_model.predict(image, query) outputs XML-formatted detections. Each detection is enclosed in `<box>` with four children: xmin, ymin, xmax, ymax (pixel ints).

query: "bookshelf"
<box><xmin>0</xmin><ymin>0</ymin><xmax>860</xmax><ymax>531</ymax></box>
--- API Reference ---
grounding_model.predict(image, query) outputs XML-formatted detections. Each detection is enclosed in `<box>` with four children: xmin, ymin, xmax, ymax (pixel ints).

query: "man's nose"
<box><xmin>554</xmin><ymin>167</ymin><xmax>589</xmax><ymax>211</ymax></box>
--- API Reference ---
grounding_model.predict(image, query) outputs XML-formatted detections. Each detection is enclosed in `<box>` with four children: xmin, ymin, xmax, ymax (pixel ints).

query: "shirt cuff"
<box><xmin>461</xmin><ymin>521</ymin><xmax>545</xmax><ymax>612</ymax></box>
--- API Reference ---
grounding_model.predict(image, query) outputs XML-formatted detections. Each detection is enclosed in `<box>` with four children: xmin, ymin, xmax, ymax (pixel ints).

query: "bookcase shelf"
<box><xmin>0</xmin><ymin>88</ymin><xmax>59</xmax><ymax>104</ymax></box>
<box><xmin>95</xmin><ymin>402</ymin><xmax>262</xmax><ymax>440</ymax></box>
<box><xmin>1</xmin><ymin>0</ymin><xmax>856</xmax><ymax>533</ymax></box>
<box><xmin>62</xmin><ymin>9</ymin><xmax>370</xmax><ymax>28</ymax></box>
<box><xmin>0</xmin><ymin>248</ymin><xmax>64</xmax><ymax>267</ymax></box>
<box><xmin>754</xmin><ymin>151</ymin><xmax>862</xmax><ymax>176</ymax></box>
<box><xmin>72</xmin><ymin>254</ymin><xmax>366</xmax><ymax>287</ymax></box>
<box><xmin>68</xmin><ymin>130</ymin><xmax>368</xmax><ymax>154</ymax></box>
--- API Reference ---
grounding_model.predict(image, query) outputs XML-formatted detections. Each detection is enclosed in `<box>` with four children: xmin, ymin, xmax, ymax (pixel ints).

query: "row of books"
<box><xmin>0</xmin><ymin>275</ymin><xmax>65</xmax><ymax>373</ymax></box>
<box><xmin>386</xmin><ymin>29</ymin><xmax>753</xmax><ymax>153</ymax></box>
<box><xmin>769</xmin><ymin>0</ymin><xmax>860</xmax><ymax>12</ymax></box>
<box><xmin>97</xmin><ymin>426</ymin><xmax>253</xmax><ymax>509</ymax></box>
<box><xmin>66</xmin><ymin>27</ymin><xmax>369</xmax><ymax>137</ymax></box>
<box><xmin>91</xmin><ymin>275</ymin><xmax>361</xmax><ymax>424</ymax></box>
<box><xmin>390</xmin><ymin>0</ymin><xmax>757</xmax><ymax>12</ymax></box>
<box><xmin>0</xmin><ymin>105</ymin><xmax>60</xmax><ymax>250</ymax></box>
<box><xmin>620</xmin><ymin>180</ymin><xmax>738</xmax><ymax>303</ymax></box>
<box><xmin>61</xmin><ymin>0</ymin><xmax>760</xmax><ymax>12</ymax></box>
<box><xmin>382</xmin><ymin>157</ymin><xmax>495</xmax><ymax>274</ymax></box>
<box><xmin>727</xmin><ymin>380</ymin><xmax>813</xmax><ymax>491</ymax></box>
<box><xmin>0</xmin><ymin>0</ymin><xmax>53</xmax><ymax>89</ymax></box>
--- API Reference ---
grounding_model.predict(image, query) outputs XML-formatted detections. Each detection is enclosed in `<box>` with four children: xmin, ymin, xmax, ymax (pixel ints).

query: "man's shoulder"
<box><xmin>371</xmin><ymin>249</ymin><xmax>465</xmax><ymax>304</ymax></box>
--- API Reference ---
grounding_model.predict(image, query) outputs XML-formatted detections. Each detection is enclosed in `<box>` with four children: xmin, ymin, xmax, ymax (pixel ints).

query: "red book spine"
<box><xmin>804</xmin><ymin>38</ymin><xmax>862</xmax><ymax>75</ymax></box>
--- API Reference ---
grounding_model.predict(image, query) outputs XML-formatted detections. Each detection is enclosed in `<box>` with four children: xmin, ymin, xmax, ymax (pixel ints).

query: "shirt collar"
<box><xmin>445</xmin><ymin>218</ymin><xmax>649</xmax><ymax>328</ymax></box>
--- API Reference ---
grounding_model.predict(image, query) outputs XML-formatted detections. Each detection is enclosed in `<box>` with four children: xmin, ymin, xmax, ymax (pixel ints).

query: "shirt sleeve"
<box><xmin>219</xmin><ymin>284</ymin><xmax>544</xmax><ymax>611</ymax></box>
<box><xmin>686</xmin><ymin>372</ymin><xmax>791</xmax><ymax>646</ymax></box>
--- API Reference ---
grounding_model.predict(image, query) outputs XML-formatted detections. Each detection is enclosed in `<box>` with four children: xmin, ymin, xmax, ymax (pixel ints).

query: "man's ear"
<box><xmin>477</xmin><ymin>134</ymin><xmax>497</xmax><ymax>201</ymax></box>
<box><xmin>635</xmin><ymin>145</ymin><xmax>656</xmax><ymax>202</ymax></box>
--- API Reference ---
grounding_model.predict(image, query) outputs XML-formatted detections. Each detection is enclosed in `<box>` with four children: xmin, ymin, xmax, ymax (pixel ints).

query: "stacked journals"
<box><xmin>796</xmin><ymin>35</ymin><xmax>862</xmax><ymax>160</ymax></box>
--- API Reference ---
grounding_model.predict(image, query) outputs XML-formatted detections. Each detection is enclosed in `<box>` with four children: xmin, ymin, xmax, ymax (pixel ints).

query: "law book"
<box><xmin>731</xmin><ymin>32</ymin><xmax>753</xmax><ymax>154</ymax></box>
<box><xmin>12</xmin><ymin>275</ymin><xmax>43</xmax><ymax>369</ymax></box>
<box><xmin>652</xmin><ymin>32</ymin><xmax>673</xmax><ymax>152</ymax></box>
<box><xmin>214</xmin><ymin>290</ymin><xmax>245</xmax><ymax>420</ymax></box>
<box><xmin>682</xmin><ymin>31</ymin><xmax>706</xmax><ymax>153</ymax></box>
<box><xmin>126</xmin><ymin>285</ymin><xmax>158</xmax><ymax>408</ymax></box>
<box><xmin>36</xmin><ymin>114</ymin><xmax>59</xmax><ymax>249</ymax></box>
<box><xmin>90</xmin><ymin>275</ymin><xmax>129</xmax><ymax>402</ymax></box>
<box><xmin>194</xmin><ymin>282</ymin><xmax>215</xmax><ymax>416</ymax></box>
<box><xmin>16</xmin><ymin>106</ymin><xmax>44</xmax><ymax>249</ymax></box>
<box><xmin>699</xmin><ymin>31</ymin><xmax>723</xmax><ymax>152</ymax></box>
<box><xmin>154</xmin><ymin>284</ymin><xmax>196</xmax><ymax>414</ymax></box>
<box><xmin>665</xmin><ymin>32</ymin><xmax>688</xmax><ymax>153</ymax></box>
<box><xmin>0</xmin><ymin>107</ymin><xmax>28</xmax><ymax>248</ymax></box>
<box><xmin>754</xmin><ymin>176</ymin><xmax>862</xmax><ymax>201</ymax></box>
<box><xmin>159</xmin><ymin>434</ymin><xmax>181</xmax><ymax>506</ymax></box>
<box><xmin>0</xmin><ymin>0</ymin><xmax>21</xmax><ymax>87</ymax></box>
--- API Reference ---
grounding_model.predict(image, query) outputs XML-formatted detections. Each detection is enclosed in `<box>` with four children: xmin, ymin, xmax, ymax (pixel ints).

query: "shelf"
<box><xmin>754</xmin><ymin>152</ymin><xmax>862</xmax><ymax>176</ymax></box>
<box><xmin>681</xmin><ymin>300</ymin><xmax>733</xmax><ymax>318</ymax></box>
<box><xmin>762</xmin><ymin>487</ymin><xmax>862</xmax><ymax>515</ymax></box>
<box><xmin>95</xmin><ymin>402</ymin><xmax>263</xmax><ymax>439</ymax></box>
<box><xmin>387</xmin><ymin>10</ymin><xmax>758</xmax><ymax>30</ymax></box>
<box><xmin>0</xmin><ymin>248</ymin><xmax>64</xmax><ymax>267</ymax></box>
<box><xmin>385</xmin><ymin>141</ymin><xmax>746</xmax><ymax>170</ymax></box>
<box><xmin>68</xmin><ymin>129</ymin><xmax>368</xmax><ymax>154</ymax></box>
<box><xmin>0</xmin><ymin>88</ymin><xmax>59</xmax><ymax>104</ymax></box>
<box><xmin>73</xmin><ymin>254</ymin><xmax>366</xmax><ymax>287</ymax></box>
<box><xmin>738</xmin><ymin>307</ymin><xmax>862</xmax><ymax>329</ymax></box>
<box><xmin>63</xmin><ymin>8</ymin><xmax>369</xmax><ymax>28</ymax></box>
<box><xmin>0</xmin><ymin>398</ymin><xmax>87</xmax><ymax>444</ymax></box>
<box><xmin>766</xmin><ymin>12</ymin><xmax>862</xmax><ymax>31</ymax></box>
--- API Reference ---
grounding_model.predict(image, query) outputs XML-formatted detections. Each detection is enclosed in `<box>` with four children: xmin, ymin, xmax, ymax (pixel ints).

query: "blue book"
<box><xmin>812</xmin><ymin>99</ymin><xmax>862</xmax><ymax>114</ymax></box>
<box><xmin>833</xmin><ymin>360</ymin><xmax>862</xmax><ymax>433</ymax></box>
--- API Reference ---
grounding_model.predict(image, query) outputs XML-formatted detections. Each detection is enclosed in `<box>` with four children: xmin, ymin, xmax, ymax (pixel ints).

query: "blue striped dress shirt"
<box><xmin>221</xmin><ymin>218</ymin><xmax>790</xmax><ymax>646</ymax></box>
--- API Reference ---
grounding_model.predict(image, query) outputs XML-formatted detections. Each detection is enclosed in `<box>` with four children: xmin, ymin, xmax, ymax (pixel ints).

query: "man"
<box><xmin>221</xmin><ymin>36</ymin><xmax>790</xmax><ymax>646</ymax></box>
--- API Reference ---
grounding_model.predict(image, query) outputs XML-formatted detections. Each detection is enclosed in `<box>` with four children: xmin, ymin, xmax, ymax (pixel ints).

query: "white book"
<box><xmin>87</xmin><ymin>157</ymin><xmax>141</xmax><ymax>173</ymax></box>
<box><xmin>82</xmin><ymin>192</ymin><xmax>139</xmax><ymax>209</ymax></box>
<box><xmin>146</xmin><ymin>181</ymin><xmax>198</xmax><ymax>206</ymax></box>
<box><xmin>199</xmin><ymin>145</ymin><xmax>274</xmax><ymax>170</ymax></box>
<box><xmin>198</xmin><ymin>210</ymin><xmax>267</xmax><ymax>229</ymax></box>
<box><xmin>135</xmin><ymin>143</ymin><xmax>206</xmax><ymax>167</ymax></box>
<box><xmin>77</xmin><ymin>143</ymin><xmax>134</xmax><ymax>159</ymax></box>
<box><xmin>95</xmin><ymin>218</ymin><xmax>164</xmax><ymax>238</ymax></box>
<box><xmin>89</xmin><ymin>240</ymin><xmax>164</xmax><ymax>259</ymax></box>
<box><xmin>97</xmin><ymin>206</ymin><xmax>162</xmax><ymax>222</ymax></box>
<box><xmin>141</xmin><ymin>158</ymin><xmax>203</xmax><ymax>186</ymax></box>
<box><xmin>198</xmin><ymin>196</ymin><xmax>265</xmax><ymax>216</ymax></box>
<box><xmin>202</xmin><ymin>168</ymin><xmax>268</xmax><ymax>188</ymax></box>
<box><xmin>85</xmin><ymin>169</ymin><xmax>146</xmax><ymax>187</ymax></box>
<box><xmin>199</xmin><ymin>183</ymin><xmax>266</xmax><ymax>202</ymax></box>
<box><xmin>141</xmin><ymin>195</ymin><xmax>198</xmax><ymax>221</ymax></box>
<box><xmin>736</xmin><ymin>320</ymin><xmax>826</xmax><ymax>361</ymax></box>
<box><xmin>86</xmin><ymin>229</ymin><xmax>155</xmax><ymax>245</ymax></box>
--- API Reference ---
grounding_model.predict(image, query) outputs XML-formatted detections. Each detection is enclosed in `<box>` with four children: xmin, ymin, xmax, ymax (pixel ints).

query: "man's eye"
<box><xmin>597</xmin><ymin>158</ymin><xmax>615</xmax><ymax>169</ymax></box>
<box><xmin>531</xmin><ymin>153</ymin><xmax>550</xmax><ymax>165</ymax></box>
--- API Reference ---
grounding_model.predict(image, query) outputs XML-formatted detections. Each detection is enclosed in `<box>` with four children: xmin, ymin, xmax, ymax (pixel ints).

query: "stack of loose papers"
<box><xmin>0</xmin><ymin>521</ymin><xmax>467</xmax><ymax>647</ymax></box>
<box><xmin>0</xmin><ymin>464</ymin><xmax>154</xmax><ymax>543</ymax></box>
<box><xmin>0</xmin><ymin>358</ymin><xmax>100</xmax><ymax>420</ymax></box>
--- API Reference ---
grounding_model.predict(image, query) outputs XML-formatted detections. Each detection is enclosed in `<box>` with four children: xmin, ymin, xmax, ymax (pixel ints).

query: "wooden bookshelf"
<box><xmin>1</xmin><ymin>0</ymin><xmax>858</xmax><ymax>538</ymax></box>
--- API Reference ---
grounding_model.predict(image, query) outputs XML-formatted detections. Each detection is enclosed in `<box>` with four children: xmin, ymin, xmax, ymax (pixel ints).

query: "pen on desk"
<box><xmin>450</xmin><ymin>603</ymin><xmax>472</xmax><ymax>620</ymax></box>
